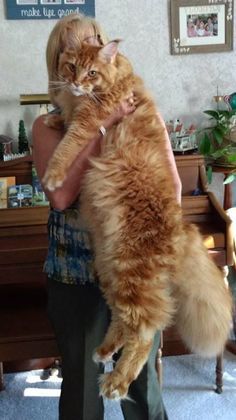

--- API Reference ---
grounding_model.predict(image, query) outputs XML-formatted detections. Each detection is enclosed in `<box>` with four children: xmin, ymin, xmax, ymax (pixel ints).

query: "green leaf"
<box><xmin>223</xmin><ymin>174</ymin><xmax>236</xmax><ymax>184</ymax></box>
<box><xmin>212</xmin><ymin>127</ymin><xmax>224</xmax><ymax>144</ymax></box>
<box><xmin>204</xmin><ymin>110</ymin><xmax>220</xmax><ymax>120</ymax></box>
<box><xmin>227</xmin><ymin>154</ymin><xmax>236</xmax><ymax>163</ymax></box>
<box><xmin>199</xmin><ymin>133</ymin><xmax>211</xmax><ymax>155</ymax></box>
<box><xmin>206</xmin><ymin>166</ymin><xmax>213</xmax><ymax>183</ymax></box>
<box><xmin>211</xmin><ymin>148</ymin><xmax>227</xmax><ymax>159</ymax></box>
<box><xmin>217</xmin><ymin>123</ymin><xmax>229</xmax><ymax>135</ymax></box>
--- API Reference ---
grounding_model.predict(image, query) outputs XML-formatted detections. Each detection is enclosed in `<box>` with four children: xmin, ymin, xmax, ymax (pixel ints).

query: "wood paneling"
<box><xmin>0</xmin><ymin>157</ymin><xmax>59</xmax><ymax>373</ymax></box>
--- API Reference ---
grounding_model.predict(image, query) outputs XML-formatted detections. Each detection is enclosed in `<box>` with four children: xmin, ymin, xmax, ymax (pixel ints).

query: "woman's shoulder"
<box><xmin>33</xmin><ymin>108</ymin><xmax>61</xmax><ymax>130</ymax></box>
<box><xmin>32</xmin><ymin>114</ymin><xmax>46</xmax><ymax>131</ymax></box>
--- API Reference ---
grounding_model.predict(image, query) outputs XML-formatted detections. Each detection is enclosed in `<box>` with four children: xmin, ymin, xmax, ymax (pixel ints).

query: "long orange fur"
<box><xmin>43</xmin><ymin>35</ymin><xmax>233</xmax><ymax>400</ymax></box>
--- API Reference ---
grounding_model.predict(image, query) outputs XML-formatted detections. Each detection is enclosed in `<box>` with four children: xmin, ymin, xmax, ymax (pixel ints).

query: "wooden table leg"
<box><xmin>215</xmin><ymin>354</ymin><xmax>223</xmax><ymax>394</ymax></box>
<box><xmin>0</xmin><ymin>362</ymin><xmax>4</xmax><ymax>391</ymax></box>
<box><xmin>156</xmin><ymin>332</ymin><xmax>163</xmax><ymax>388</ymax></box>
<box><xmin>223</xmin><ymin>180</ymin><xmax>233</xmax><ymax>211</ymax></box>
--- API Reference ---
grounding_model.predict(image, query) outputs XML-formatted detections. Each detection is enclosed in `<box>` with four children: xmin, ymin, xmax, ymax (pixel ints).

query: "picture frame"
<box><xmin>64</xmin><ymin>1</ymin><xmax>85</xmax><ymax>4</ymax></box>
<box><xmin>40</xmin><ymin>0</ymin><xmax>62</xmax><ymax>4</ymax></box>
<box><xmin>170</xmin><ymin>0</ymin><xmax>234</xmax><ymax>55</ymax></box>
<box><xmin>16</xmin><ymin>0</ymin><xmax>38</xmax><ymax>4</ymax></box>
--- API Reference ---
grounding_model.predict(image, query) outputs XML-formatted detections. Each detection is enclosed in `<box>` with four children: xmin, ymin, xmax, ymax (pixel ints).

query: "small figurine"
<box><xmin>224</xmin><ymin>92</ymin><xmax>236</xmax><ymax>110</ymax></box>
<box><xmin>0</xmin><ymin>135</ymin><xmax>13</xmax><ymax>160</ymax></box>
<box><xmin>166</xmin><ymin>119</ymin><xmax>197</xmax><ymax>153</ymax></box>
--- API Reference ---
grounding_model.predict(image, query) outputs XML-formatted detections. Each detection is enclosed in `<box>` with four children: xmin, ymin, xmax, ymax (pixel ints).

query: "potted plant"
<box><xmin>199</xmin><ymin>108</ymin><xmax>236</xmax><ymax>183</ymax></box>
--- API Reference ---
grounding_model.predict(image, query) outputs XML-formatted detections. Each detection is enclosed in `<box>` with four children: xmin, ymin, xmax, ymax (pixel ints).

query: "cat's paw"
<box><xmin>42</xmin><ymin>169</ymin><xmax>66</xmax><ymax>191</ymax></box>
<box><xmin>99</xmin><ymin>372</ymin><xmax>129</xmax><ymax>400</ymax></box>
<box><xmin>44</xmin><ymin>114</ymin><xmax>65</xmax><ymax>130</ymax></box>
<box><xmin>93</xmin><ymin>349</ymin><xmax>114</xmax><ymax>365</ymax></box>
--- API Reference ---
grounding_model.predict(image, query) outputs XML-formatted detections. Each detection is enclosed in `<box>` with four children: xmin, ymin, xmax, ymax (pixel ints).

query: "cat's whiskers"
<box><xmin>55</xmin><ymin>73</ymin><xmax>70</xmax><ymax>85</ymax></box>
<box><xmin>49</xmin><ymin>82</ymin><xmax>67</xmax><ymax>87</ymax></box>
<box><xmin>49</xmin><ymin>76</ymin><xmax>69</xmax><ymax>92</ymax></box>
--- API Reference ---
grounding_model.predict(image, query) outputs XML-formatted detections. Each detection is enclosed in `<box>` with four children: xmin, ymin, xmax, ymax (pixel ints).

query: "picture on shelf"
<box><xmin>8</xmin><ymin>184</ymin><xmax>33</xmax><ymax>208</ymax></box>
<box><xmin>32</xmin><ymin>165</ymin><xmax>49</xmax><ymax>206</ymax></box>
<box><xmin>0</xmin><ymin>177</ymin><xmax>16</xmax><ymax>209</ymax></box>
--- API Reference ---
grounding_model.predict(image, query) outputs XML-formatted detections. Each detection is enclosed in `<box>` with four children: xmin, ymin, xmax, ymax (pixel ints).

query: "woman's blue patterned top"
<box><xmin>44</xmin><ymin>206</ymin><xmax>97</xmax><ymax>285</ymax></box>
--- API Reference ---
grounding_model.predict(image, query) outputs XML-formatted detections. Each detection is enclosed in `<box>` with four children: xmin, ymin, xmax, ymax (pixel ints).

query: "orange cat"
<box><xmin>43</xmin><ymin>38</ymin><xmax>232</xmax><ymax>400</ymax></box>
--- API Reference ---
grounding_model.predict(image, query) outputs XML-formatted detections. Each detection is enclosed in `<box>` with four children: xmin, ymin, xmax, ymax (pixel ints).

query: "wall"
<box><xmin>0</xmin><ymin>0</ymin><xmax>236</xmax><ymax>146</ymax></box>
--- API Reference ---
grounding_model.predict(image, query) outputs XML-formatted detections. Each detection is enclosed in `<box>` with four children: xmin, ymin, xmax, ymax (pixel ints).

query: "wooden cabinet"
<box><xmin>0</xmin><ymin>157</ymin><xmax>58</xmax><ymax>388</ymax></box>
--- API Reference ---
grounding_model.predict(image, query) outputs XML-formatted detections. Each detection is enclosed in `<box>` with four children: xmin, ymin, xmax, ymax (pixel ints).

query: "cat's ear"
<box><xmin>98</xmin><ymin>39</ymin><xmax>121</xmax><ymax>63</ymax></box>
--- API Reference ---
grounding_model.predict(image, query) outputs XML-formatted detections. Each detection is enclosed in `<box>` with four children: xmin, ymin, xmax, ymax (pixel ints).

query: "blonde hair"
<box><xmin>46</xmin><ymin>13</ymin><xmax>108</xmax><ymax>105</ymax></box>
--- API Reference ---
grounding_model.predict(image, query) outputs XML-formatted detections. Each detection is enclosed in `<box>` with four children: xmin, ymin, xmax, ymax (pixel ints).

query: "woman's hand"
<box><xmin>103</xmin><ymin>93</ymin><xmax>136</xmax><ymax>130</ymax></box>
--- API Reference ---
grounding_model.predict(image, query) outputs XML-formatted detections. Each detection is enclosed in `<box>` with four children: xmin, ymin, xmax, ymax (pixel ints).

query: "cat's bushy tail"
<box><xmin>171</xmin><ymin>223</ymin><xmax>233</xmax><ymax>357</ymax></box>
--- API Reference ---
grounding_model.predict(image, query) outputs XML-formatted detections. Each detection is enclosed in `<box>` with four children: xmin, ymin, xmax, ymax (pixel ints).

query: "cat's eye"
<box><xmin>88</xmin><ymin>70</ymin><xmax>97</xmax><ymax>77</ymax></box>
<box><xmin>67</xmin><ymin>63</ymin><xmax>76</xmax><ymax>73</ymax></box>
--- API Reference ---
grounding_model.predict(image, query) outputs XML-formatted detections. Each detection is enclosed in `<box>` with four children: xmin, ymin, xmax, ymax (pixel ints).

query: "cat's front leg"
<box><xmin>42</xmin><ymin>151</ymin><xmax>68</xmax><ymax>191</ymax></box>
<box><xmin>42</xmin><ymin>132</ymin><xmax>86</xmax><ymax>191</ymax></box>
<box><xmin>44</xmin><ymin>114</ymin><xmax>65</xmax><ymax>130</ymax></box>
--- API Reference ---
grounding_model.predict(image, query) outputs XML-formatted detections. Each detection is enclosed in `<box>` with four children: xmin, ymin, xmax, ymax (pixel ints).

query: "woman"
<box><xmin>33</xmin><ymin>13</ymin><xmax>181</xmax><ymax>420</ymax></box>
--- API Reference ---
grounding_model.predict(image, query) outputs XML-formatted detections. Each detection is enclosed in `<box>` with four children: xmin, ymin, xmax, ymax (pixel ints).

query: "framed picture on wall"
<box><xmin>40</xmin><ymin>0</ymin><xmax>62</xmax><ymax>4</ymax></box>
<box><xmin>170</xmin><ymin>0</ymin><xmax>234</xmax><ymax>55</ymax></box>
<box><xmin>16</xmin><ymin>0</ymin><xmax>38</xmax><ymax>4</ymax></box>
<box><xmin>64</xmin><ymin>1</ymin><xmax>86</xmax><ymax>4</ymax></box>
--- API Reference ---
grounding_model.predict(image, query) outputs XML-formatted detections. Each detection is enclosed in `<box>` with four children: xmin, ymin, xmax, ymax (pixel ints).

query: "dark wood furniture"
<box><xmin>0</xmin><ymin>156</ymin><xmax>59</xmax><ymax>391</ymax></box>
<box><xmin>161</xmin><ymin>154</ymin><xmax>234</xmax><ymax>393</ymax></box>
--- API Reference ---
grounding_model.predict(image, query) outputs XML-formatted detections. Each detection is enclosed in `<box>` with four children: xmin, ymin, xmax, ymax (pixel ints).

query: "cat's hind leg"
<box><xmin>99</xmin><ymin>329</ymin><xmax>154</xmax><ymax>400</ymax></box>
<box><xmin>93</xmin><ymin>313</ymin><xmax>124</xmax><ymax>364</ymax></box>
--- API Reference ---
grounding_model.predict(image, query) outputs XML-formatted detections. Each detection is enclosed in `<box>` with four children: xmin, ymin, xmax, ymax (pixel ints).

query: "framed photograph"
<box><xmin>170</xmin><ymin>0</ymin><xmax>234</xmax><ymax>55</ymax></box>
<box><xmin>40</xmin><ymin>0</ymin><xmax>61</xmax><ymax>4</ymax></box>
<box><xmin>17</xmin><ymin>0</ymin><xmax>38</xmax><ymax>4</ymax></box>
<box><xmin>64</xmin><ymin>1</ymin><xmax>85</xmax><ymax>4</ymax></box>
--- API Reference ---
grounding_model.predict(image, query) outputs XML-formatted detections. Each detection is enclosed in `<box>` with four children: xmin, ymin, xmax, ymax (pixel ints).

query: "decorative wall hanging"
<box><xmin>5</xmin><ymin>0</ymin><xmax>95</xmax><ymax>20</ymax></box>
<box><xmin>170</xmin><ymin>0</ymin><xmax>234</xmax><ymax>55</ymax></box>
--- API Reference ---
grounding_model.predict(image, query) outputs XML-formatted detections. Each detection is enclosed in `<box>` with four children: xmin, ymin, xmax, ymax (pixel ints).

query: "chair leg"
<box><xmin>156</xmin><ymin>332</ymin><xmax>163</xmax><ymax>388</ymax></box>
<box><xmin>0</xmin><ymin>362</ymin><xmax>4</xmax><ymax>391</ymax></box>
<box><xmin>215</xmin><ymin>353</ymin><xmax>223</xmax><ymax>394</ymax></box>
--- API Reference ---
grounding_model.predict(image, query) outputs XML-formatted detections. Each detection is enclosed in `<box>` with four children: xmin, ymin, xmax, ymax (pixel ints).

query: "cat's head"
<box><xmin>57</xmin><ymin>39</ymin><xmax>130</xmax><ymax>97</ymax></box>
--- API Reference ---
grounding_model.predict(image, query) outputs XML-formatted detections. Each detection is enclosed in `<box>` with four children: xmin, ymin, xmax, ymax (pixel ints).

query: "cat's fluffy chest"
<box><xmin>55</xmin><ymin>89</ymin><xmax>87</xmax><ymax>124</ymax></box>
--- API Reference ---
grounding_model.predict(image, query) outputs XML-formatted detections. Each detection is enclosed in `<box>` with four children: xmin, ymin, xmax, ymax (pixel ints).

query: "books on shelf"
<box><xmin>32</xmin><ymin>165</ymin><xmax>49</xmax><ymax>206</ymax></box>
<box><xmin>0</xmin><ymin>163</ymin><xmax>49</xmax><ymax>209</ymax></box>
<box><xmin>8</xmin><ymin>184</ymin><xmax>33</xmax><ymax>208</ymax></box>
<box><xmin>0</xmin><ymin>176</ymin><xmax>16</xmax><ymax>208</ymax></box>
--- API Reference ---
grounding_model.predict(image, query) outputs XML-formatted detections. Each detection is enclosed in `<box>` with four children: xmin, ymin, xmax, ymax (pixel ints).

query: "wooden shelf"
<box><xmin>0</xmin><ymin>157</ymin><xmax>58</xmax><ymax>375</ymax></box>
<box><xmin>0</xmin><ymin>206</ymin><xmax>49</xmax><ymax>228</ymax></box>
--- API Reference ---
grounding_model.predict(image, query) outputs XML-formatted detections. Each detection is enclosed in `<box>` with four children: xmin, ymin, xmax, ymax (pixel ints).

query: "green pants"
<box><xmin>47</xmin><ymin>279</ymin><xmax>168</xmax><ymax>420</ymax></box>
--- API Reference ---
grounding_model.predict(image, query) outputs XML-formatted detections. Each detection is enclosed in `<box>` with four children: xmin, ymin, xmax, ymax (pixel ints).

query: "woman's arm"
<box><xmin>32</xmin><ymin>100</ymin><xmax>135</xmax><ymax>210</ymax></box>
<box><xmin>32</xmin><ymin>115</ymin><xmax>102</xmax><ymax>210</ymax></box>
<box><xmin>157</xmin><ymin>113</ymin><xmax>182</xmax><ymax>204</ymax></box>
